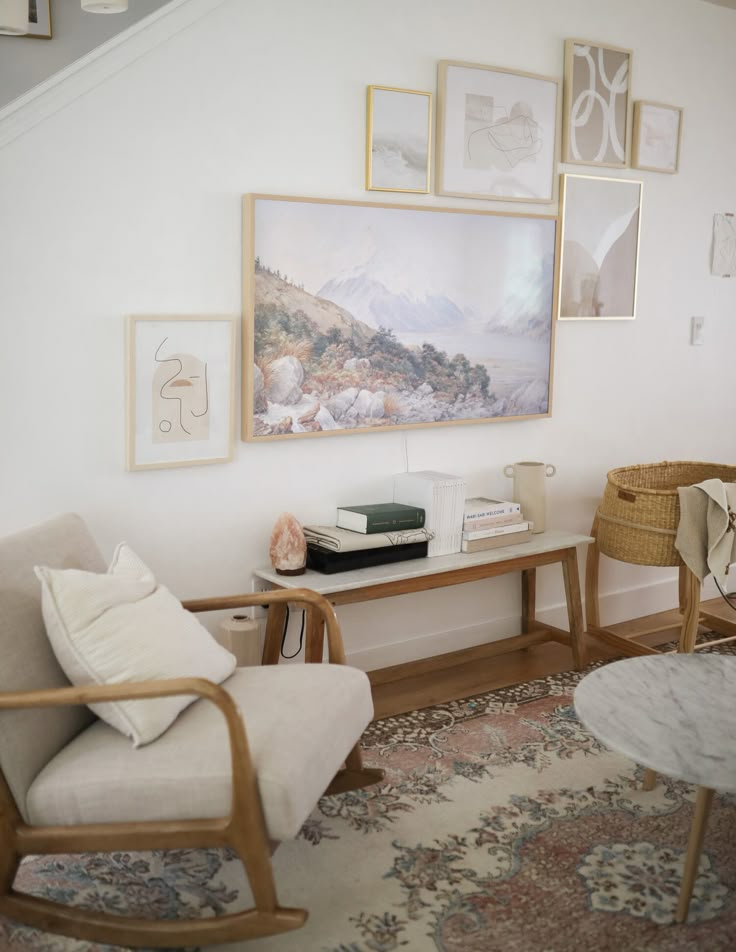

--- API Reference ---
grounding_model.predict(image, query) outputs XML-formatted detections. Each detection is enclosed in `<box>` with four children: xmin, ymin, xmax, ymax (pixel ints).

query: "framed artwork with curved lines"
<box><xmin>562</xmin><ymin>39</ymin><xmax>632</xmax><ymax>168</ymax></box>
<box><xmin>126</xmin><ymin>314</ymin><xmax>236</xmax><ymax>470</ymax></box>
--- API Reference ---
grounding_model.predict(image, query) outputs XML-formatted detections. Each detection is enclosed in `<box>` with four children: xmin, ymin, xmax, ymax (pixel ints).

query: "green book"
<box><xmin>336</xmin><ymin>502</ymin><xmax>425</xmax><ymax>534</ymax></box>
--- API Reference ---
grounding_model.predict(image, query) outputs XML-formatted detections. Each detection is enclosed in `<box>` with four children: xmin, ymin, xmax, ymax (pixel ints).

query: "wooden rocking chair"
<box><xmin>0</xmin><ymin>513</ymin><xmax>382</xmax><ymax>947</ymax></box>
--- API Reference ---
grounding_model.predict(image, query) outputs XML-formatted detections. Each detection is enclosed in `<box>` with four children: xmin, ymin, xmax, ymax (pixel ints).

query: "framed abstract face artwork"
<box><xmin>126</xmin><ymin>315</ymin><xmax>236</xmax><ymax>470</ymax></box>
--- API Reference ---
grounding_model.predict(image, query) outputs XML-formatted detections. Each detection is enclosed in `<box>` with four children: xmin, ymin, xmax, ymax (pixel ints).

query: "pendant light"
<box><xmin>81</xmin><ymin>0</ymin><xmax>129</xmax><ymax>11</ymax></box>
<box><xmin>0</xmin><ymin>0</ymin><xmax>29</xmax><ymax>35</ymax></box>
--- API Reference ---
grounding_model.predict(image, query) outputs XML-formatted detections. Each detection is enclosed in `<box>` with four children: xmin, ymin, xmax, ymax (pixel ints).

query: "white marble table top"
<box><xmin>574</xmin><ymin>655</ymin><xmax>736</xmax><ymax>793</ymax></box>
<box><xmin>254</xmin><ymin>529</ymin><xmax>592</xmax><ymax>595</ymax></box>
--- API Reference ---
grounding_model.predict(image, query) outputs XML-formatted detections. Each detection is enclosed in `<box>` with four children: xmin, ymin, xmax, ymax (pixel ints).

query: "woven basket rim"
<box><xmin>606</xmin><ymin>460</ymin><xmax>736</xmax><ymax>497</ymax></box>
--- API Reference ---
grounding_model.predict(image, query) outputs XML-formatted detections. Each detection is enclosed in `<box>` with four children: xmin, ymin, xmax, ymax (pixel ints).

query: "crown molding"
<box><xmin>0</xmin><ymin>0</ymin><xmax>228</xmax><ymax>151</ymax></box>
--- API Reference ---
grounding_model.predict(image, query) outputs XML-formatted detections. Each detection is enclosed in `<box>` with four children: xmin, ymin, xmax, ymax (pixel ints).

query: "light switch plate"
<box><xmin>691</xmin><ymin>315</ymin><xmax>705</xmax><ymax>346</ymax></box>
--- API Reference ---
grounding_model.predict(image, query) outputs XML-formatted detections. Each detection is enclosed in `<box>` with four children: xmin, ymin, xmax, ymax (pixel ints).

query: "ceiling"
<box><xmin>702</xmin><ymin>0</ymin><xmax>736</xmax><ymax>8</ymax></box>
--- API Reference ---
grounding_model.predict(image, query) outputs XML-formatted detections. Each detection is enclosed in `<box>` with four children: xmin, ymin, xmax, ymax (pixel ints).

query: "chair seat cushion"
<box><xmin>25</xmin><ymin>664</ymin><xmax>374</xmax><ymax>842</ymax></box>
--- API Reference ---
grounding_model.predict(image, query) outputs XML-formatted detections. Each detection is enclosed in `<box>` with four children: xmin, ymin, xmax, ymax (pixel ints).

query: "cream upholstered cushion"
<box><xmin>34</xmin><ymin>543</ymin><xmax>236</xmax><ymax>747</ymax></box>
<box><xmin>25</xmin><ymin>664</ymin><xmax>374</xmax><ymax>841</ymax></box>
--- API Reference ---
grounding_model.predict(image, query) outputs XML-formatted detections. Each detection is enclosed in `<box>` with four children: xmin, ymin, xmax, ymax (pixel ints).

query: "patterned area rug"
<box><xmin>2</xmin><ymin>659</ymin><xmax>735</xmax><ymax>951</ymax></box>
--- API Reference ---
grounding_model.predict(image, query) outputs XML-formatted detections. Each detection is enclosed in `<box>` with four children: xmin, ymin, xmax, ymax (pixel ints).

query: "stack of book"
<box><xmin>393</xmin><ymin>471</ymin><xmax>467</xmax><ymax>557</ymax></box>
<box><xmin>461</xmin><ymin>497</ymin><xmax>533</xmax><ymax>553</ymax></box>
<box><xmin>303</xmin><ymin>503</ymin><xmax>433</xmax><ymax>574</ymax></box>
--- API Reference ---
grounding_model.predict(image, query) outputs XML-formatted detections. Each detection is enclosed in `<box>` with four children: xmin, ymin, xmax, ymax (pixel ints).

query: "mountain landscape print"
<box><xmin>243</xmin><ymin>195</ymin><xmax>558</xmax><ymax>440</ymax></box>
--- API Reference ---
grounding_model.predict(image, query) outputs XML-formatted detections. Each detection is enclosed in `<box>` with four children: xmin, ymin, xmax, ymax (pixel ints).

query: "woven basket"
<box><xmin>596</xmin><ymin>460</ymin><xmax>736</xmax><ymax>566</ymax></box>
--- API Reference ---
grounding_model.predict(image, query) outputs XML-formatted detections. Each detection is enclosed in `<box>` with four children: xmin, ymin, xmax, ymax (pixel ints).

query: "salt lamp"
<box><xmin>269</xmin><ymin>512</ymin><xmax>307</xmax><ymax>575</ymax></box>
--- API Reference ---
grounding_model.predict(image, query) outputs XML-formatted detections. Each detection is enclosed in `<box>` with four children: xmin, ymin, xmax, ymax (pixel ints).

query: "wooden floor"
<box><xmin>368</xmin><ymin>596</ymin><xmax>734</xmax><ymax>720</ymax></box>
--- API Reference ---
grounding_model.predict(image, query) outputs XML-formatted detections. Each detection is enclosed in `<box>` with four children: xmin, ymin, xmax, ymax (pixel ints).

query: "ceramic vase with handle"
<box><xmin>503</xmin><ymin>462</ymin><xmax>556</xmax><ymax>533</ymax></box>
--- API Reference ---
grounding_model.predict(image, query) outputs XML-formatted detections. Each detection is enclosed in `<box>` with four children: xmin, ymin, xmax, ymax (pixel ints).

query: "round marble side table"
<box><xmin>574</xmin><ymin>654</ymin><xmax>736</xmax><ymax>923</ymax></box>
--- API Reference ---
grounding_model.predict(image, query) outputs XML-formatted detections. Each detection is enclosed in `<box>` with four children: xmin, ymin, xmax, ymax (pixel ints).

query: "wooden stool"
<box><xmin>585</xmin><ymin>512</ymin><xmax>736</xmax><ymax>658</ymax></box>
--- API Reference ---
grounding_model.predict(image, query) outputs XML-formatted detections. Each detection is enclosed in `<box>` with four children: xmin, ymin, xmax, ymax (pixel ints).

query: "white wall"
<box><xmin>1</xmin><ymin>0</ymin><xmax>735</xmax><ymax>670</ymax></box>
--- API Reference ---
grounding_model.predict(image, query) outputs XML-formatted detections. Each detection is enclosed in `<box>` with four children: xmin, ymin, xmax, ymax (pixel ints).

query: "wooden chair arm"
<box><xmin>182</xmin><ymin>588</ymin><xmax>346</xmax><ymax>665</ymax></box>
<box><xmin>0</xmin><ymin>678</ymin><xmax>259</xmax><ymax>829</ymax></box>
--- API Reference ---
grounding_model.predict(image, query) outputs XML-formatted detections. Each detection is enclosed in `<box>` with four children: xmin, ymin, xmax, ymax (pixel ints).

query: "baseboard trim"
<box><xmin>0</xmin><ymin>0</ymin><xmax>228</xmax><ymax>150</ymax></box>
<box><xmin>347</xmin><ymin>575</ymin><xmax>719</xmax><ymax>672</ymax></box>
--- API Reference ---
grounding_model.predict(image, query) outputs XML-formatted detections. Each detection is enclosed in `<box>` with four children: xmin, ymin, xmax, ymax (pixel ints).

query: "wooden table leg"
<box><xmin>521</xmin><ymin>568</ymin><xmax>536</xmax><ymax>635</ymax></box>
<box><xmin>562</xmin><ymin>546</ymin><xmax>586</xmax><ymax>670</ymax></box>
<box><xmin>676</xmin><ymin>786</ymin><xmax>715</xmax><ymax>923</ymax></box>
<box><xmin>305</xmin><ymin>605</ymin><xmax>324</xmax><ymax>663</ymax></box>
<box><xmin>642</xmin><ymin>768</ymin><xmax>657</xmax><ymax>791</ymax></box>
<box><xmin>261</xmin><ymin>602</ymin><xmax>287</xmax><ymax>665</ymax></box>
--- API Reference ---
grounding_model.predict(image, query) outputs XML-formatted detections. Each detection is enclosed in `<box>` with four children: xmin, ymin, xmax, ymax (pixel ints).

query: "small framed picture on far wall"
<box><xmin>366</xmin><ymin>85</ymin><xmax>432</xmax><ymax>194</ymax></box>
<box><xmin>632</xmin><ymin>101</ymin><xmax>683</xmax><ymax>174</ymax></box>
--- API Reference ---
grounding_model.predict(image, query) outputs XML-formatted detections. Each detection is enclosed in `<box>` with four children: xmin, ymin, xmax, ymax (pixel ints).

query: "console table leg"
<box><xmin>305</xmin><ymin>606</ymin><xmax>324</xmax><ymax>663</ymax></box>
<box><xmin>676</xmin><ymin>786</ymin><xmax>715</xmax><ymax>923</ymax></box>
<box><xmin>562</xmin><ymin>547</ymin><xmax>586</xmax><ymax>670</ymax></box>
<box><xmin>262</xmin><ymin>602</ymin><xmax>287</xmax><ymax>665</ymax></box>
<box><xmin>521</xmin><ymin>568</ymin><xmax>536</xmax><ymax>635</ymax></box>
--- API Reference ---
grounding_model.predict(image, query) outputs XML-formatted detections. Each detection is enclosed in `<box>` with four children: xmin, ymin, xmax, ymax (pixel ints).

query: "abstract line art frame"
<box><xmin>632</xmin><ymin>100</ymin><xmax>683</xmax><ymax>174</ymax></box>
<box><xmin>436</xmin><ymin>60</ymin><xmax>560</xmax><ymax>203</ymax></box>
<box><xmin>126</xmin><ymin>314</ymin><xmax>236</xmax><ymax>471</ymax></box>
<box><xmin>562</xmin><ymin>39</ymin><xmax>632</xmax><ymax>168</ymax></box>
<box><xmin>557</xmin><ymin>174</ymin><xmax>643</xmax><ymax>321</ymax></box>
<box><xmin>366</xmin><ymin>85</ymin><xmax>432</xmax><ymax>194</ymax></box>
<box><xmin>243</xmin><ymin>194</ymin><xmax>560</xmax><ymax>442</ymax></box>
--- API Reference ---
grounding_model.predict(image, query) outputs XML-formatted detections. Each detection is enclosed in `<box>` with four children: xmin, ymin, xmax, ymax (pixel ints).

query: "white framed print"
<box><xmin>632</xmin><ymin>101</ymin><xmax>683</xmax><ymax>174</ymax></box>
<box><xmin>366</xmin><ymin>85</ymin><xmax>432</xmax><ymax>193</ymax></box>
<box><xmin>126</xmin><ymin>315</ymin><xmax>236</xmax><ymax>470</ymax></box>
<box><xmin>436</xmin><ymin>60</ymin><xmax>559</xmax><ymax>203</ymax></box>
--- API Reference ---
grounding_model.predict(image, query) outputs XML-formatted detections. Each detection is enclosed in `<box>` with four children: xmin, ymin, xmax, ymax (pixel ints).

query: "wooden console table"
<box><xmin>254</xmin><ymin>530</ymin><xmax>593</xmax><ymax>671</ymax></box>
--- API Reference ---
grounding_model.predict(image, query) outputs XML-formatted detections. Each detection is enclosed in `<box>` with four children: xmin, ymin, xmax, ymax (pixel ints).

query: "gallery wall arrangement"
<box><xmin>125</xmin><ymin>31</ymin><xmax>687</xmax><ymax>463</ymax></box>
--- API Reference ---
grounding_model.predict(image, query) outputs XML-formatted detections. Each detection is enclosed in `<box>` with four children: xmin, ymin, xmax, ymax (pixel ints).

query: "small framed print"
<box><xmin>557</xmin><ymin>174</ymin><xmax>643</xmax><ymax>321</ymax></box>
<box><xmin>632</xmin><ymin>101</ymin><xmax>682</xmax><ymax>174</ymax></box>
<box><xmin>563</xmin><ymin>39</ymin><xmax>632</xmax><ymax>168</ymax></box>
<box><xmin>366</xmin><ymin>86</ymin><xmax>432</xmax><ymax>194</ymax></box>
<box><xmin>0</xmin><ymin>0</ymin><xmax>51</xmax><ymax>37</ymax></box>
<box><xmin>126</xmin><ymin>315</ymin><xmax>236</xmax><ymax>471</ymax></box>
<box><xmin>436</xmin><ymin>60</ymin><xmax>559</xmax><ymax>202</ymax></box>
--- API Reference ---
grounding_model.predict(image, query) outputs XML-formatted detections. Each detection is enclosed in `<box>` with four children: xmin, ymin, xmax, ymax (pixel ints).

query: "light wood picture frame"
<box><xmin>366</xmin><ymin>85</ymin><xmax>432</xmax><ymax>193</ymax></box>
<box><xmin>436</xmin><ymin>60</ymin><xmax>560</xmax><ymax>203</ymax></box>
<box><xmin>562</xmin><ymin>39</ymin><xmax>632</xmax><ymax>168</ymax></box>
<box><xmin>632</xmin><ymin>100</ymin><xmax>683</xmax><ymax>173</ymax></box>
<box><xmin>0</xmin><ymin>0</ymin><xmax>51</xmax><ymax>37</ymax></box>
<box><xmin>126</xmin><ymin>315</ymin><xmax>236</xmax><ymax>471</ymax></box>
<box><xmin>243</xmin><ymin>194</ymin><xmax>560</xmax><ymax>441</ymax></box>
<box><xmin>557</xmin><ymin>173</ymin><xmax>643</xmax><ymax>321</ymax></box>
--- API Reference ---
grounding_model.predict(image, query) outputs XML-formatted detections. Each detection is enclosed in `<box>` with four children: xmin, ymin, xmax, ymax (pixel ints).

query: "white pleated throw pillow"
<box><xmin>34</xmin><ymin>543</ymin><xmax>236</xmax><ymax>746</ymax></box>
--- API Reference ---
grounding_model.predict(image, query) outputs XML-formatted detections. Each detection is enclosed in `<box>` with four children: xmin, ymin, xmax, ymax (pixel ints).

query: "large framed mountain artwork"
<box><xmin>242</xmin><ymin>195</ymin><xmax>559</xmax><ymax>441</ymax></box>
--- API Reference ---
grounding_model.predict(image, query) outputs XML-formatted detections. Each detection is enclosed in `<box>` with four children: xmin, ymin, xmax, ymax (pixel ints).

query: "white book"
<box><xmin>464</xmin><ymin>496</ymin><xmax>521</xmax><ymax>520</ymax></box>
<box><xmin>462</xmin><ymin>521</ymin><xmax>531</xmax><ymax>541</ymax></box>
<box><xmin>394</xmin><ymin>471</ymin><xmax>466</xmax><ymax>556</ymax></box>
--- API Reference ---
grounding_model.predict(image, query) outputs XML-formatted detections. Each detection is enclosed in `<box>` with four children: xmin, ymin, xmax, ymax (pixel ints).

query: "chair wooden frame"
<box><xmin>0</xmin><ymin>588</ymin><xmax>383</xmax><ymax>948</ymax></box>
